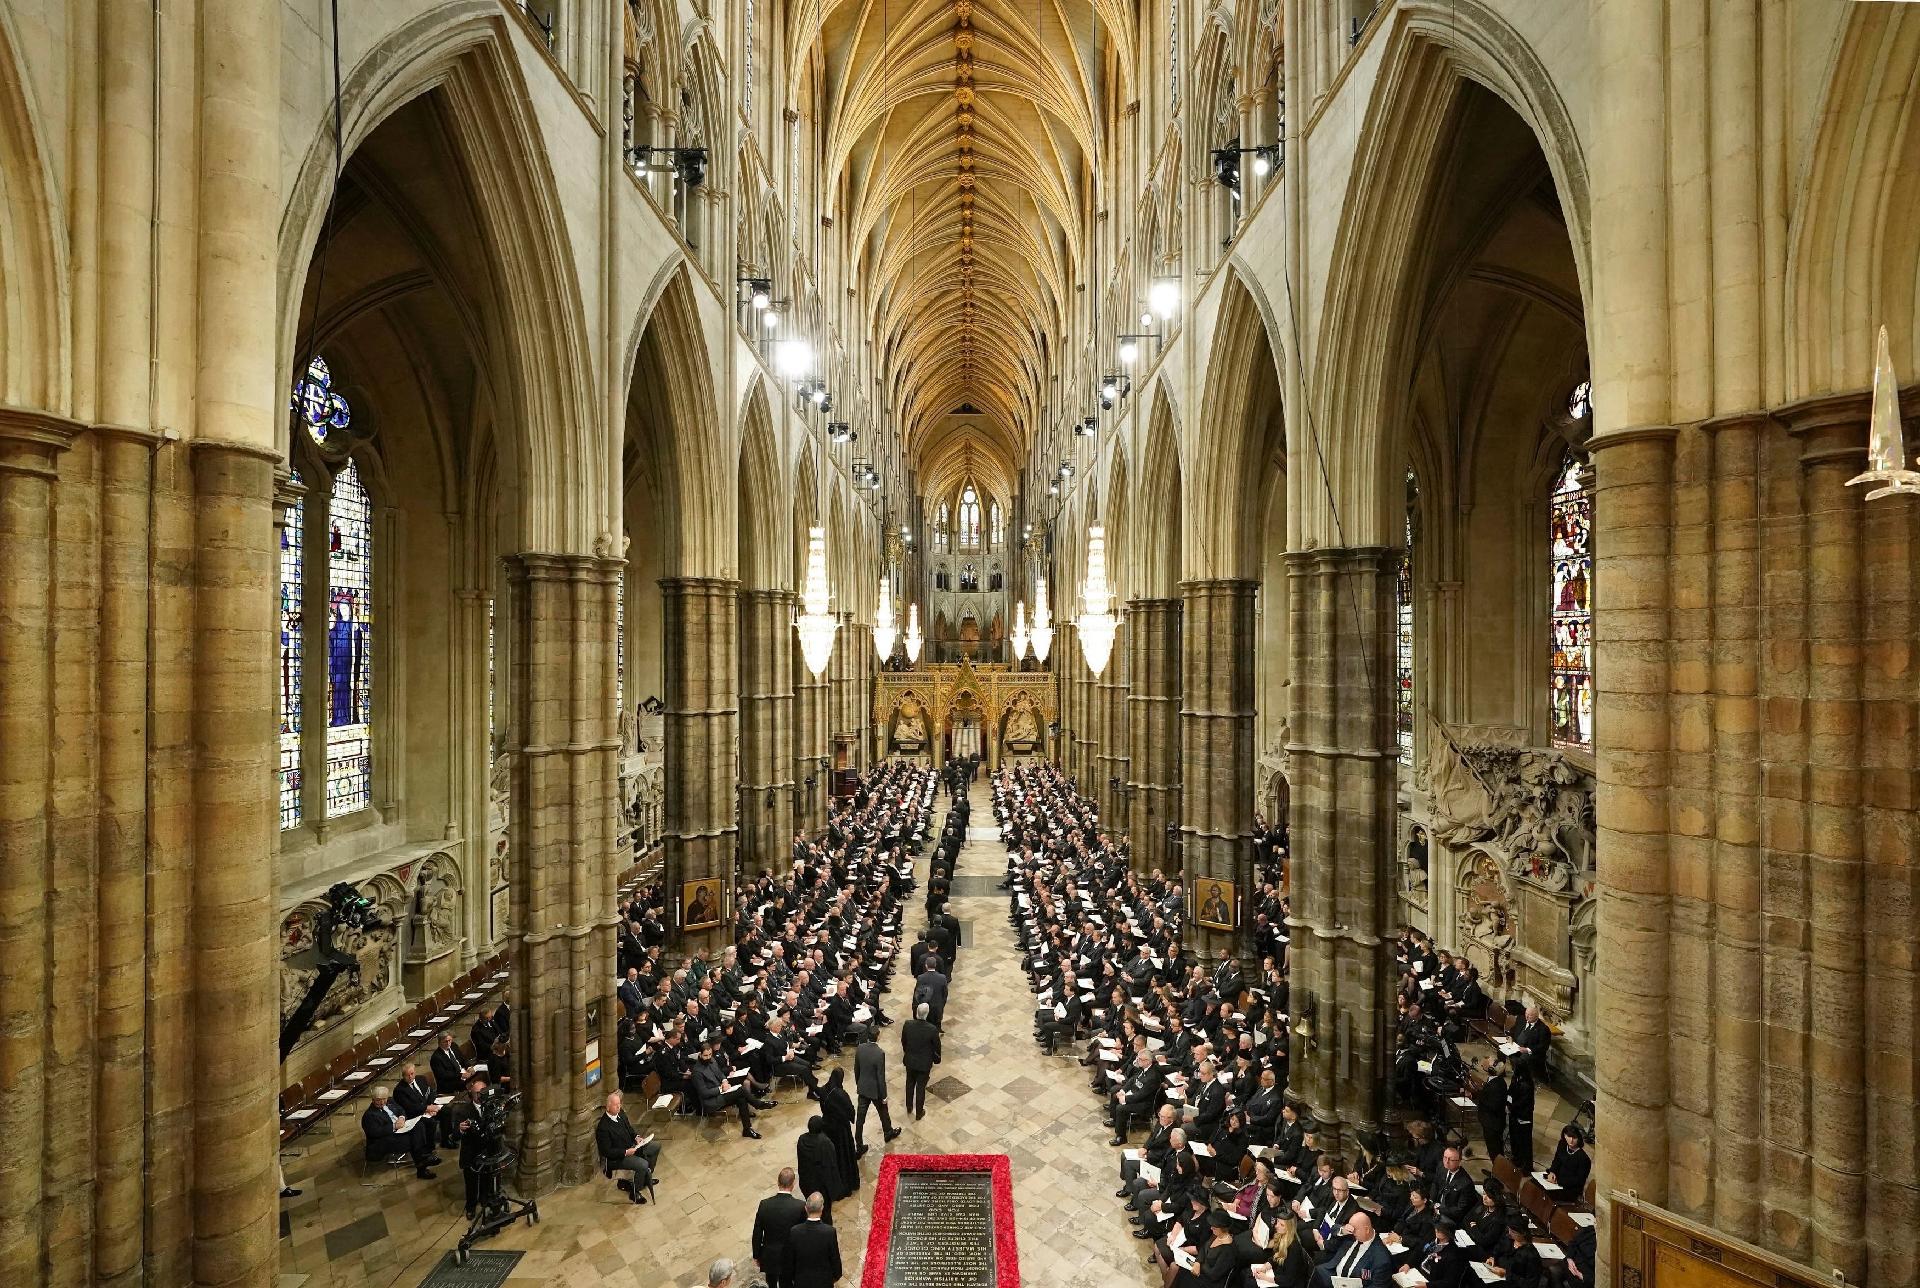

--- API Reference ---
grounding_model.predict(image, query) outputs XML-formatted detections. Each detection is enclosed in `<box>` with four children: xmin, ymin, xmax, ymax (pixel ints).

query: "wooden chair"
<box><xmin>1491</xmin><ymin>1155</ymin><xmax>1523</xmax><ymax>1194</ymax></box>
<box><xmin>1548</xmin><ymin>1210</ymin><xmax>1580</xmax><ymax>1245</ymax></box>
<box><xmin>1516</xmin><ymin>1176</ymin><xmax>1555</xmax><ymax>1229</ymax></box>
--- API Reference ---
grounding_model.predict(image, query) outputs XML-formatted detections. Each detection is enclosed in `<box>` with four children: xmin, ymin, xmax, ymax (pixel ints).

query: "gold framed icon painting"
<box><xmin>681</xmin><ymin>878</ymin><xmax>723</xmax><ymax>932</ymax></box>
<box><xmin>1192</xmin><ymin>878</ymin><xmax>1237</xmax><ymax>931</ymax></box>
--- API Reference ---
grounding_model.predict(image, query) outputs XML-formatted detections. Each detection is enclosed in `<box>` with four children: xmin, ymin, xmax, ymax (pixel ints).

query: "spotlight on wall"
<box><xmin>828</xmin><ymin>421</ymin><xmax>854</xmax><ymax>444</ymax></box>
<box><xmin>775</xmin><ymin>339</ymin><xmax>814</xmax><ymax>377</ymax></box>
<box><xmin>738</xmin><ymin>277</ymin><xmax>773</xmax><ymax>309</ymax></box>
<box><xmin>629</xmin><ymin>145</ymin><xmax>709</xmax><ymax>188</ymax></box>
<box><xmin>1149</xmin><ymin>278</ymin><xmax>1180</xmax><ymax>318</ymax></box>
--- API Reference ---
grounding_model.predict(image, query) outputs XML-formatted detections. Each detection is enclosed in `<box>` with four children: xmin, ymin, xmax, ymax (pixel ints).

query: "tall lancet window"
<box><xmin>935</xmin><ymin>502</ymin><xmax>950</xmax><ymax>551</ymax></box>
<box><xmin>1396</xmin><ymin>468</ymin><xmax>1417</xmax><ymax>764</ymax></box>
<box><xmin>281</xmin><ymin>355</ymin><xmax>379</xmax><ymax>827</ymax></box>
<box><xmin>1549</xmin><ymin>450</ymin><xmax>1595</xmax><ymax>751</ymax></box>
<box><xmin>279</xmin><ymin>472</ymin><xmax>306</xmax><ymax>828</ymax></box>
<box><xmin>989</xmin><ymin>500</ymin><xmax>1003</xmax><ymax>547</ymax></box>
<box><xmin>326</xmin><ymin>459</ymin><xmax>375</xmax><ymax>816</ymax></box>
<box><xmin>959</xmin><ymin>485</ymin><xmax>981</xmax><ymax>548</ymax></box>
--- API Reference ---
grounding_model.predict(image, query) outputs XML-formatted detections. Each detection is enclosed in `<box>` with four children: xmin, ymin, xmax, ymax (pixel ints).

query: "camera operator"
<box><xmin>447</xmin><ymin>1075</ymin><xmax>496</xmax><ymax>1218</ymax></box>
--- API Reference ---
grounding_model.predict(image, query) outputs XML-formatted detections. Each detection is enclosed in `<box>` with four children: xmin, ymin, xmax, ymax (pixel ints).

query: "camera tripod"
<box><xmin>453</xmin><ymin>1161</ymin><xmax>538</xmax><ymax>1265</ymax></box>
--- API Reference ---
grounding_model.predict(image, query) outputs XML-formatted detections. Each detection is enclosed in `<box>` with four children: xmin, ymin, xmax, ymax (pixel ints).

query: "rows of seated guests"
<box><xmin>1002</xmin><ymin>760</ymin><xmax>1596</xmax><ymax>1288</ymax></box>
<box><xmin>605</xmin><ymin>760</ymin><xmax>934</xmax><ymax>1177</ymax></box>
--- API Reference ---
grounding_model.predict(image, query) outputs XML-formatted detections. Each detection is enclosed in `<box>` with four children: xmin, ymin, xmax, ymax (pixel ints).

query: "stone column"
<box><xmin>0</xmin><ymin>412</ymin><xmax>78</xmax><ymax>1286</ymax></box>
<box><xmin>1179</xmin><ymin>581</ymin><xmax>1257</xmax><ymax>961</ymax></box>
<box><xmin>1074</xmin><ymin>640</ymin><xmax>1098</xmax><ymax>796</ymax></box>
<box><xmin>830</xmin><ymin>613</ymin><xmax>853</xmax><ymax>773</ymax></box>
<box><xmin>1095</xmin><ymin>627</ymin><xmax>1129</xmax><ymax>832</ymax></box>
<box><xmin>1588</xmin><ymin>430</ymin><xmax>1676</xmax><ymax>1225</ymax></box>
<box><xmin>662</xmin><ymin>577</ymin><xmax>740</xmax><ymax>951</ymax></box>
<box><xmin>503</xmin><ymin>554</ymin><xmax>622</xmax><ymax>1192</ymax></box>
<box><xmin>1284</xmin><ymin>549</ymin><xmax>1397</xmax><ymax>1156</ymax></box>
<box><xmin>1127</xmin><ymin>599</ymin><xmax>1181</xmax><ymax>873</ymax></box>
<box><xmin>1782</xmin><ymin>400</ymin><xmax>1869</xmax><ymax>1279</ymax></box>
<box><xmin>739</xmin><ymin>589</ymin><xmax>796</xmax><ymax>873</ymax></box>
<box><xmin>790</xmin><ymin>632</ymin><xmax>822</xmax><ymax>837</ymax></box>
<box><xmin>188</xmin><ymin>442</ymin><xmax>282</xmax><ymax>1285</ymax></box>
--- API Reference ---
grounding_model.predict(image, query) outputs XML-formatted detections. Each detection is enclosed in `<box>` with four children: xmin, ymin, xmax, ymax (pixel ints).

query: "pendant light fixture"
<box><xmin>874</xmin><ymin>572</ymin><xmax>898</xmax><ymax>660</ymax></box>
<box><xmin>795</xmin><ymin>524</ymin><xmax>837</xmax><ymax>676</ymax></box>
<box><xmin>1011</xmin><ymin>599</ymin><xmax>1030</xmax><ymax>660</ymax></box>
<box><xmin>1847</xmin><ymin>324</ymin><xmax>1920</xmax><ymax>499</ymax></box>
<box><xmin>905</xmin><ymin>602</ymin><xmax>923</xmax><ymax>664</ymax></box>
<box><xmin>1032</xmin><ymin>576</ymin><xmax>1054</xmax><ymax>664</ymax></box>
<box><xmin>1077</xmin><ymin>517</ymin><xmax>1116</xmax><ymax>676</ymax></box>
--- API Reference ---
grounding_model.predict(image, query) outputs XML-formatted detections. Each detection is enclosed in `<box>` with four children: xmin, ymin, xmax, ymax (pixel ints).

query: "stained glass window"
<box><xmin>935</xmin><ymin>502</ymin><xmax>950</xmax><ymax>551</ymax></box>
<box><xmin>326</xmin><ymin>458</ymin><xmax>374</xmax><ymax>816</ymax></box>
<box><xmin>1396</xmin><ymin>468</ymin><xmax>1416</xmax><ymax>765</ymax></box>
<box><xmin>279</xmin><ymin>471</ymin><xmax>305</xmax><ymax>829</ymax></box>
<box><xmin>293</xmin><ymin>356</ymin><xmax>351</xmax><ymax>444</ymax></box>
<box><xmin>959</xmin><ymin>486</ymin><xmax>980</xmax><ymax>547</ymax></box>
<box><xmin>616</xmin><ymin>576</ymin><xmax>625</xmax><ymax>708</ymax></box>
<box><xmin>990</xmin><ymin>500</ymin><xmax>1003</xmax><ymax>546</ymax></box>
<box><xmin>488</xmin><ymin>593</ymin><xmax>497</xmax><ymax>749</ymax></box>
<box><xmin>1550</xmin><ymin>453</ymin><xmax>1594</xmax><ymax>751</ymax></box>
<box><xmin>1568</xmin><ymin>380</ymin><xmax>1592</xmax><ymax>421</ymax></box>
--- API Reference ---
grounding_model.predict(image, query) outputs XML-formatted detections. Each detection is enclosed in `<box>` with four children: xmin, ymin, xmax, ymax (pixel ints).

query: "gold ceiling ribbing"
<box><xmin>800</xmin><ymin>0</ymin><xmax>1115</xmax><ymax>506</ymax></box>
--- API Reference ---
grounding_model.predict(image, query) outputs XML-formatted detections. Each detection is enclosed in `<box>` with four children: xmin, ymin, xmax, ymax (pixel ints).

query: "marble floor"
<box><xmin>277</xmin><ymin>782</ymin><xmax>1161</xmax><ymax>1288</ymax></box>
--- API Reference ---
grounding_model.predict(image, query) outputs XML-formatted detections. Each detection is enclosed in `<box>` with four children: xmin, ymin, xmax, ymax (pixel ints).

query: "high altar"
<box><xmin>873</xmin><ymin>661</ymin><xmax>1056</xmax><ymax>769</ymax></box>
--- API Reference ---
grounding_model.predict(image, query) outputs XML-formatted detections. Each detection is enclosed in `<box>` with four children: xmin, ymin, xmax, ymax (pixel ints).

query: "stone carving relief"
<box><xmin>1421</xmin><ymin>723</ymin><xmax>1594</xmax><ymax>891</ymax></box>
<box><xmin>278</xmin><ymin>872</ymin><xmax>407</xmax><ymax>1048</ymax></box>
<box><xmin>409</xmin><ymin>853</ymin><xmax>462</xmax><ymax>963</ymax></box>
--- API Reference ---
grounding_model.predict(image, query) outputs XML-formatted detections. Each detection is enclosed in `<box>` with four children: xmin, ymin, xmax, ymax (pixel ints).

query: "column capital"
<box><xmin>1773</xmin><ymin>388</ymin><xmax>1870</xmax><ymax>467</ymax></box>
<box><xmin>659</xmin><ymin>574</ymin><xmax>743</xmax><ymax>595</ymax></box>
<box><xmin>1177</xmin><ymin>577</ymin><xmax>1259</xmax><ymax>596</ymax></box>
<box><xmin>1281</xmin><ymin>545</ymin><xmax>1397</xmax><ymax>572</ymax></box>
<box><xmin>0</xmin><ymin>406</ymin><xmax>82</xmax><ymax>478</ymax></box>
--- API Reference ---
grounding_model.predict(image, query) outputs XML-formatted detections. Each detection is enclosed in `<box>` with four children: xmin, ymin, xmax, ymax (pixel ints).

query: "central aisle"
<box><xmin>279</xmin><ymin>776</ymin><xmax>1159</xmax><ymax>1287</ymax></box>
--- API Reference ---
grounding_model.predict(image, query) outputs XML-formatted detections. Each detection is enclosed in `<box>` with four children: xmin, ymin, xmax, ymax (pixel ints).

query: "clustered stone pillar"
<box><xmin>1095</xmin><ymin>627</ymin><xmax>1130</xmax><ymax>833</ymax></box>
<box><xmin>738</xmin><ymin>588</ymin><xmax>796</xmax><ymax>872</ymax></box>
<box><xmin>1179</xmin><ymin>580</ymin><xmax>1257</xmax><ymax>961</ymax></box>
<box><xmin>1126</xmin><ymin>598</ymin><xmax>1181</xmax><ymax>873</ymax></box>
<box><xmin>1590</xmin><ymin>399</ymin><xmax>1919</xmax><ymax>1286</ymax></box>
<box><xmin>660</xmin><ymin>576</ymin><xmax>740</xmax><ymax>954</ymax></box>
<box><xmin>1285</xmin><ymin>548</ymin><xmax>1397</xmax><ymax>1158</ymax></box>
<box><xmin>504</xmin><ymin>554</ymin><xmax>622</xmax><ymax>1192</ymax></box>
<box><xmin>1073</xmin><ymin>639</ymin><xmax>1098</xmax><ymax>795</ymax></box>
<box><xmin>793</xmin><ymin>633</ymin><xmax>828</xmax><ymax>837</ymax></box>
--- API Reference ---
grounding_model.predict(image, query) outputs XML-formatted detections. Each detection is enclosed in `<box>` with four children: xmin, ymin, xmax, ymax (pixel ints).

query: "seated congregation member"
<box><xmin>1429</xmin><ymin>1145</ymin><xmax>1479</xmax><ymax>1227</ymax></box>
<box><xmin>1485</xmin><ymin>1219</ymin><xmax>1545</xmax><ymax>1288</ymax></box>
<box><xmin>1313</xmin><ymin>1211</ymin><xmax>1392</xmax><ymax>1288</ymax></box>
<box><xmin>1380</xmin><ymin>1184</ymin><xmax>1437</xmax><ymax>1255</ymax></box>
<box><xmin>1306</xmin><ymin>1176</ymin><xmax>1363</xmax><ymax>1252</ymax></box>
<box><xmin>1170</xmin><ymin>1210</ymin><xmax>1240</xmax><ymax>1288</ymax></box>
<box><xmin>391</xmin><ymin>1061</ymin><xmax>438</xmax><ymax>1119</ymax></box>
<box><xmin>430</xmin><ymin>1031</ymin><xmax>473</xmax><ymax>1093</ymax></box>
<box><xmin>594</xmin><ymin>1091</ymin><xmax>660</xmax><ymax>1204</ymax></box>
<box><xmin>1544</xmin><ymin>1124</ymin><xmax>1591</xmax><ymax>1199</ymax></box>
<box><xmin>361</xmin><ymin>1086</ymin><xmax>441</xmax><ymax>1178</ymax></box>
<box><xmin>1201</xmin><ymin>1107</ymin><xmax>1250</xmax><ymax>1182</ymax></box>
<box><xmin>691</xmin><ymin>1037</ymin><xmax>768</xmax><ymax>1138</ymax></box>
<box><xmin>1416</xmin><ymin>1218</ymin><xmax>1471</xmax><ymax>1288</ymax></box>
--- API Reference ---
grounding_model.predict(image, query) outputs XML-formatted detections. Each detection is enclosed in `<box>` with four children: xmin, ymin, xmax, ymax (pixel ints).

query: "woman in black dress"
<box><xmin>1475</xmin><ymin>1060</ymin><xmax>1508</xmax><ymax>1160</ymax></box>
<box><xmin>1506</xmin><ymin>1065</ymin><xmax>1536</xmax><ymax>1172</ymax></box>
<box><xmin>1544</xmin><ymin>1124</ymin><xmax>1591</xmax><ymax>1200</ymax></box>
<box><xmin>818</xmin><ymin>1068</ymin><xmax>859</xmax><ymax>1196</ymax></box>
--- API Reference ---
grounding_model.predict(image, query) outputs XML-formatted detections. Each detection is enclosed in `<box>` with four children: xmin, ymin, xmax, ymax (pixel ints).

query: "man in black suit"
<box><xmin>430</xmin><ymin>1032</ymin><xmax>471</xmax><ymax>1094</ymax></box>
<box><xmin>1314</xmin><ymin>1211</ymin><xmax>1393</xmax><ymax>1288</ymax></box>
<box><xmin>1514</xmin><ymin>1006</ymin><xmax>1551</xmax><ymax>1079</ymax></box>
<box><xmin>619</xmin><ymin>966</ymin><xmax>646</xmax><ymax>1017</ymax></box>
<box><xmin>391</xmin><ymin>1062</ymin><xmax>439</xmax><ymax>1119</ymax></box>
<box><xmin>751</xmin><ymin>1166</ymin><xmax>809</xmax><ymax>1288</ymax></box>
<box><xmin>1428</xmin><ymin>1146</ymin><xmax>1477</xmax><ymax>1227</ymax></box>
<box><xmin>691</xmin><ymin>1037</ymin><xmax>766</xmax><ymax>1138</ymax></box>
<box><xmin>445</xmin><ymin>1075</ymin><xmax>494</xmax><ymax>1218</ymax></box>
<box><xmin>852</xmin><ymin>1036</ymin><xmax>901</xmax><ymax>1152</ymax></box>
<box><xmin>789</xmin><ymin>1194</ymin><xmax>842</xmax><ymax>1288</ymax></box>
<box><xmin>361</xmin><ymin>1086</ymin><xmax>440</xmax><ymax>1179</ymax></box>
<box><xmin>594</xmin><ymin>1091</ymin><xmax>660</xmax><ymax>1203</ymax></box>
<box><xmin>900</xmin><ymin>1002</ymin><xmax>941</xmax><ymax>1119</ymax></box>
<box><xmin>913</xmin><ymin>960</ymin><xmax>950</xmax><ymax>1028</ymax></box>
<box><xmin>1188</xmin><ymin>1059</ymin><xmax>1227</xmax><ymax>1139</ymax></box>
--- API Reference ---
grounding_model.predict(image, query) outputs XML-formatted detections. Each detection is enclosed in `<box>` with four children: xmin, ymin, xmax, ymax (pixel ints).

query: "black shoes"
<box><xmin>1108</xmin><ymin>1136</ymin><xmax>1126</xmax><ymax>1146</ymax></box>
<box><xmin>884</xmin><ymin>1128</ymin><xmax>903</xmax><ymax>1142</ymax></box>
<box><xmin>280</xmin><ymin>1187</ymin><xmax>301</xmax><ymax>1198</ymax></box>
<box><xmin>743</xmin><ymin>1128</ymin><xmax>763</xmax><ymax>1139</ymax></box>
<box><xmin>416</xmin><ymin>1168</ymin><xmax>438</xmax><ymax>1180</ymax></box>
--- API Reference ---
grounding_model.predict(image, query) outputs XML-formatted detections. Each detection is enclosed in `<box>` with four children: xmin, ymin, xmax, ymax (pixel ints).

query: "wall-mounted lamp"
<box><xmin>630</xmin><ymin>145</ymin><xmax>708</xmax><ymax>188</ymax></box>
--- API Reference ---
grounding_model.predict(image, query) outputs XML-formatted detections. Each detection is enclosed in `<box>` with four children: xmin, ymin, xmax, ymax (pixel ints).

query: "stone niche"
<box><xmin>279</xmin><ymin>846</ymin><xmax>469</xmax><ymax>1083</ymax></box>
<box><xmin>1406</xmin><ymin>723</ymin><xmax>1596</xmax><ymax>1089</ymax></box>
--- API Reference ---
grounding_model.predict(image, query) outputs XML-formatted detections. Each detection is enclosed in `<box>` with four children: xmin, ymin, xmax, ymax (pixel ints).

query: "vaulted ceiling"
<box><xmin>794</xmin><ymin>0</ymin><xmax>1126</xmax><ymax>506</ymax></box>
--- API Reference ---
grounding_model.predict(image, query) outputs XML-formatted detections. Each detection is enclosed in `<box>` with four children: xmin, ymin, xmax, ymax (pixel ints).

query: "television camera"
<box><xmin>453</xmin><ymin>1085</ymin><xmax>538</xmax><ymax>1263</ymax></box>
<box><xmin>278</xmin><ymin>882</ymin><xmax>389</xmax><ymax>1061</ymax></box>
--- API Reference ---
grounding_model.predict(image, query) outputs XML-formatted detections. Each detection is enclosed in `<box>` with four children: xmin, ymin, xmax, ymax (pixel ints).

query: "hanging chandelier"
<box><xmin>795</xmin><ymin>525</ymin><xmax>837</xmax><ymax>677</ymax></box>
<box><xmin>904</xmin><ymin>602</ymin><xmax>923</xmax><ymax>664</ymax></box>
<box><xmin>1010</xmin><ymin>599</ymin><xmax>1030</xmax><ymax>659</ymax></box>
<box><xmin>1032</xmin><ymin>576</ymin><xmax>1054</xmax><ymax>664</ymax></box>
<box><xmin>874</xmin><ymin>574</ymin><xmax>898</xmax><ymax>660</ymax></box>
<box><xmin>1847</xmin><ymin>324</ymin><xmax>1919</xmax><ymax>499</ymax></box>
<box><xmin>1077</xmin><ymin>522</ymin><xmax>1117</xmax><ymax>676</ymax></box>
